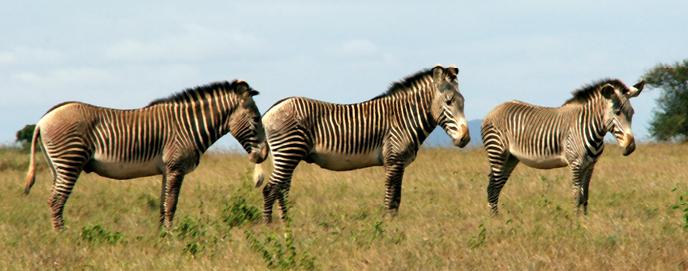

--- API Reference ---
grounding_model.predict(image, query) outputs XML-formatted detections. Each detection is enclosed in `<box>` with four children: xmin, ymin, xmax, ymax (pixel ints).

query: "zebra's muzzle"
<box><xmin>248</xmin><ymin>143</ymin><xmax>269</xmax><ymax>163</ymax></box>
<box><xmin>453</xmin><ymin>124</ymin><xmax>470</xmax><ymax>148</ymax></box>
<box><xmin>623</xmin><ymin>138</ymin><xmax>636</xmax><ymax>156</ymax></box>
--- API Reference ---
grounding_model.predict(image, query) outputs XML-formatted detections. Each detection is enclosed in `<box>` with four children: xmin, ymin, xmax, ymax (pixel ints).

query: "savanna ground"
<box><xmin>0</xmin><ymin>144</ymin><xmax>687</xmax><ymax>270</ymax></box>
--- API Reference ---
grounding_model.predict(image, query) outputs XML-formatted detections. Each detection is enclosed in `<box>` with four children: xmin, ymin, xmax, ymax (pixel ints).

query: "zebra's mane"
<box><xmin>372</xmin><ymin>68</ymin><xmax>434</xmax><ymax>100</ymax></box>
<box><xmin>563</xmin><ymin>78</ymin><xmax>626</xmax><ymax>105</ymax></box>
<box><xmin>147</xmin><ymin>80</ymin><xmax>242</xmax><ymax>106</ymax></box>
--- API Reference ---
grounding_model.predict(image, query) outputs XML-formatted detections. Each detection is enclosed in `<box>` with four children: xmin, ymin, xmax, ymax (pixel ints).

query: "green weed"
<box><xmin>80</xmin><ymin>224</ymin><xmax>124</xmax><ymax>245</ymax></box>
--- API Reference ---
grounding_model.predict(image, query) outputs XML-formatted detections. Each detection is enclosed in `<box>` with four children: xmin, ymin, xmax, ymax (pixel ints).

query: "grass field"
<box><xmin>0</xmin><ymin>144</ymin><xmax>687</xmax><ymax>270</ymax></box>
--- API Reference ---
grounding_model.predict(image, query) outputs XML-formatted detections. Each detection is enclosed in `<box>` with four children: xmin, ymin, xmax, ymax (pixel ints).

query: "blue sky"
<box><xmin>1</xmin><ymin>1</ymin><xmax>686</xmax><ymax>148</ymax></box>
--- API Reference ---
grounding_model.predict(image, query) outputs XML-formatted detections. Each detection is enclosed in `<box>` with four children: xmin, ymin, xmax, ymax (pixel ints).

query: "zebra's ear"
<box><xmin>629</xmin><ymin>80</ymin><xmax>645</xmax><ymax>98</ymax></box>
<box><xmin>447</xmin><ymin>65</ymin><xmax>459</xmax><ymax>80</ymax></box>
<box><xmin>248</xmin><ymin>90</ymin><xmax>260</xmax><ymax>96</ymax></box>
<box><xmin>600</xmin><ymin>84</ymin><xmax>617</xmax><ymax>100</ymax></box>
<box><xmin>432</xmin><ymin>65</ymin><xmax>444</xmax><ymax>82</ymax></box>
<box><xmin>235</xmin><ymin>80</ymin><xmax>250</xmax><ymax>94</ymax></box>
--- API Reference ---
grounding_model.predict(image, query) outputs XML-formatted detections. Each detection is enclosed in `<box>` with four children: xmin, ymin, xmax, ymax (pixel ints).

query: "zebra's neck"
<box><xmin>377</xmin><ymin>88</ymin><xmax>436</xmax><ymax>146</ymax></box>
<box><xmin>167</xmin><ymin>94</ymin><xmax>238</xmax><ymax>154</ymax></box>
<box><xmin>573</xmin><ymin>97</ymin><xmax>607</xmax><ymax>158</ymax></box>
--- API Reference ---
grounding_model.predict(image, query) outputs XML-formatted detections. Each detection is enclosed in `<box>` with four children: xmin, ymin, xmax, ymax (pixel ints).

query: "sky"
<box><xmin>1</xmin><ymin>1</ymin><xmax>686</xmax><ymax>149</ymax></box>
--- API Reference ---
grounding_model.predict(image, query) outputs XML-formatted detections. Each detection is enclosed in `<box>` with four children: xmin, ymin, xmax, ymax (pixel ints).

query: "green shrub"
<box><xmin>670</xmin><ymin>187</ymin><xmax>688</xmax><ymax>230</ymax></box>
<box><xmin>245</xmin><ymin>220</ymin><xmax>316</xmax><ymax>270</ymax></box>
<box><xmin>80</xmin><ymin>224</ymin><xmax>124</xmax><ymax>245</ymax></box>
<box><xmin>174</xmin><ymin>216</ymin><xmax>208</xmax><ymax>256</ymax></box>
<box><xmin>468</xmin><ymin>223</ymin><xmax>487</xmax><ymax>249</ymax></box>
<box><xmin>221</xmin><ymin>195</ymin><xmax>261</xmax><ymax>228</ymax></box>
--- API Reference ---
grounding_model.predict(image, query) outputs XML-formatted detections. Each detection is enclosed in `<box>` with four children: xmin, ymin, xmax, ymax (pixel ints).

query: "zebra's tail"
<box><xmin>23</xmin><ymin>125</ymin><xmax>40</xmax><ymax>195</ymax></box>
<box><xmin>253</xmin><ymin>162</ymin><xmax>266</xmax><ymax>188</ymax></box>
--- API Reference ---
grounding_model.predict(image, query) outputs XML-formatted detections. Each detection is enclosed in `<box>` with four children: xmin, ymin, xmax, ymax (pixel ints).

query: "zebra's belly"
<box><xmin>87</xmin><ymin>156</ymin><xmax>164</xmax><ymax>180</ymax></box>
<box><xmin>510</xmin><ymin>150</ymin><xmax>567</xmax><ymax>169</ymax></box>
<box><xmin>307</xmin><ymin>149</ymin><xmax>383</xmax><ymax>171</ymax></box>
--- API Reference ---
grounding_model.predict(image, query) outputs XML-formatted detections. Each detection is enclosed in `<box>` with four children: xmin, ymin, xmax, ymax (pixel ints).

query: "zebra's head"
<box><xmin>228</xmin><ymin>81</ymin><xmax>268</xmax><ymax>163</ymax></box>
<box><xmin>430</xmin><ymin>65</ymin><xmax>470</xmax><ymax>148</ymax></box>
<box><xmin>600</xmin><ymin>80</ymin><xmax>644</xmax><ymax>156</ymax></box>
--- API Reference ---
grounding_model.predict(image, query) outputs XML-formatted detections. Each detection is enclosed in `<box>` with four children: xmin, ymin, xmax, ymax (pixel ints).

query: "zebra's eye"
<box><xmin>614</xmin><ymin>108</ymin><xmax>621</xmax><ymax>116</ymax></box>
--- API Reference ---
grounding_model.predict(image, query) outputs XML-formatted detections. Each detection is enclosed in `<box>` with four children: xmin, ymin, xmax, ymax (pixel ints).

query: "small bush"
<box><xmin>221</xmin><ymin>195</ymin><xmax>261</xmax><ymax>228</ymax></box>
<box><xmin>80</xmin><ymin>224</ymin><xmax>124</xmax><ymax>245</ymax></box>
<box><xmin>468</xmin><ymin>223</ymin><xmax>487</xmax><ymax>249</ymax></box>
<box><xmin>174</xmin><ymin>216</ymin><xmax>209</xmax><ymax>256</ymax></box>
<box><xmin>245</xmin><ymin>219</ymin><xmax>316</xmax><ymax>270</ymax></box>
<box><xmin>670</xmin><ymin>187</ymin><xmax>688</xmax><ymax>230</ymax></box>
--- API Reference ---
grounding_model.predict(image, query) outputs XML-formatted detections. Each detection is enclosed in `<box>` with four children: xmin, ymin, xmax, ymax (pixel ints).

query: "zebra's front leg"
<box><xmin>161</xmin><ymin>171</ymin><xmax>185</xmax><ymax>229</ymax></box>
<box><xmin>383</xmin><ymin>163</ymin><xmax>405</xmax><ymax>216</ymax></box>
<box><xmin>574</xmin><ymin>165</ymin><xmax>595</xmax><ymax>215</ymax></box>
<box><xmin>159</xmin><ymin>174</ymin><xmax>168</xmax><ymax>227</ymax></box>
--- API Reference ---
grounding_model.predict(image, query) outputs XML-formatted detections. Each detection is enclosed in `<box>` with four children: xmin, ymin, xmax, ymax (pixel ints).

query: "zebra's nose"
<box><xmin>248</xmin><ymin>151</ymin><xmax>264</xmax><ymax>163</ymax></box>
<box><xmin>458</xmin><ymin>133</ymin><xmax>471</xmax><ymax>148</ymax></box>
<box><xmin>453</xmin><ymin>126</ymin><xmax>470</xmax><ymax>148</ymax></box>
<box><xmin>248</xmin><ymin>145</ymin><xmax>268</xmax><ymax>163</ymax></box>
<box><xmin>623</xmin><ymin>138</ymin><xmax>636</xmax><ymax>156</ymax></box>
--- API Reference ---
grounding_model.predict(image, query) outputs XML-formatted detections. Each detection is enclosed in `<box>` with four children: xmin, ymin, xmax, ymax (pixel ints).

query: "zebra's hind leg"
<box><xmin>486</xmin><ymin>154</ymin><xmax>518</xmax><ymax>216</ymax></box>
<box><xmin>276</xmin><ymin>181</ymin><xmax>292</xmax><ymax>222</ymax></box>
<box><xmin>262</xmin><ymin>156</ymin><xmax>300</xmax><ymax>224</ymax></box>
<box><xmin>49</xmin><ymin>174</ymin><xmax>82</xmax><ymax>230</ymax></box>
<box><xmin>161</xmin><ymin>171</ymin><xmax>185</xmax><ymax>229</ymax></box>
<box><xmin>48</xmin><ymin>155</ymin><xmax>89</xmax><ymax>230</ymax></box>
<box><xmin>383</xmin><ymin>163</ymin><xmax>405</xmax><ymax>216</ymax></box>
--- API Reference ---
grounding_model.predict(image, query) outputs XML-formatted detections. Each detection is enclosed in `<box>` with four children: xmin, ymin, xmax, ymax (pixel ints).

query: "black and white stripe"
<box><xmin>23</xmin><ymin>80</ymin><xmax>267</xmax><ymax>230</ymax></box>
<box><xmin>255</xmin><ymin>65</ymin><xmax>470</xmax><ymax>223</ymax></box>
<box><xmin>480</xmin><ymin>79</ymin><xmax>644</xmax><ymax>215</ymax></box>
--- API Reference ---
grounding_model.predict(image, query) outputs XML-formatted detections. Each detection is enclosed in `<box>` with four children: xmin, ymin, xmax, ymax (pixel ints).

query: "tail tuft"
<box><xmin>253</xmin><ymin>163</ymin><xmax>265</xmax><ymax>188</ymax></box>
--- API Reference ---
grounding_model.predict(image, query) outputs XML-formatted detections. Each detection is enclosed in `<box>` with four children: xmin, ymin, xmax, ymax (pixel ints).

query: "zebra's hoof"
<box><xmin>384</xmin><ymin>208</ymin><xmax>399</xmax><ymax>218</ymax></box>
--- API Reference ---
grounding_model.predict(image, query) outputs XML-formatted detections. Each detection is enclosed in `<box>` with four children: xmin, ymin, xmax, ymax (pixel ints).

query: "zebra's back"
<box><xmin>38</xmin><ymin>102</ymin><xmax>170</xmax><ymax>179</ymax></box>
<box><xmin>263</xmin><ymin>97</ymin><xmax>389</xmax><ymax>170</ymax></box>
<box><xmin>483</xmin><ymin>101</ymin><xmax>573</xmax><ymax>168</ymax></box>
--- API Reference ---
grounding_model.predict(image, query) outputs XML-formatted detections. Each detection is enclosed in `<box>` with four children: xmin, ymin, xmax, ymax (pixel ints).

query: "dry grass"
<box><xmin>0</xmin><ymin>144</ymin><xmax>687</xmax><ymax>270</ymax></box>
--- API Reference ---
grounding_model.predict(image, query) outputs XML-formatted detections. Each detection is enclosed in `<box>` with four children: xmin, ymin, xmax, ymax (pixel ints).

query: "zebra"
<box><xmin>480</xmin><ymin>78</ymin><xmax>645</xmax><ymax>215</ymax></box>
<box><xmin>253</xmin><ymin>65</ymin><xmax>471</xmax><ymax>223</ymax></box>
<box><xmin>22</xmin><ymin>80</ymin><xmax>268</xmax><ymax>230</ymax></box>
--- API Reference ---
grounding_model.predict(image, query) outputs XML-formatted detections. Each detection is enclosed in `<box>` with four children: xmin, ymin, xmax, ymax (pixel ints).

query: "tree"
<box><xmin>643</xmin><ymin>60</ymin><xmax>688</xmax><ymax>142</ymax></box>
<box><xmin>16</xmin><ymin>124</ymin><xmax>36</xmax><ymax>150</ymax></box>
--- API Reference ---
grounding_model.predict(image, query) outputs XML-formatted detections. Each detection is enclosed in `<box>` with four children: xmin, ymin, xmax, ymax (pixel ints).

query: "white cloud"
<box><xmin>0</xmin><ymin>51</ymin><xmax>16</xmax><ymax>65</ymax></box>
<box><xmin>0</xmin><ymin>47</ymin><xmax>64</xmax><ymax>66</ymax></box>
<box><xmin>105</xmin><ymin>24</ymin><xmax>264</xmax><ymax>62</ymax></box>
<box><xmin>12</xmin><ymin>67</ymin><xmax>115</xmax><ymax>87</ymax></box>
<box><xmin>327</xmin><ymin>39</ymin><xmax>399</xmax><ymax>67</ymax></box>
<box><xmin>335</xmin><ymin>39</ymin><xmax>379</xmax><ymax>57</ymax></box>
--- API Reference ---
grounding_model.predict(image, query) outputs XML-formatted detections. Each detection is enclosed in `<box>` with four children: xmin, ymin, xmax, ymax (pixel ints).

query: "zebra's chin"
<box><xmin>623</xmin><ymin>139</ymin><xmax>636</xmax><ymax>156</ymax></box>
<box><xmin>453</xmin><ymin>133</ymin><xmax>471</xmax><ymax>148</ymax></box>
